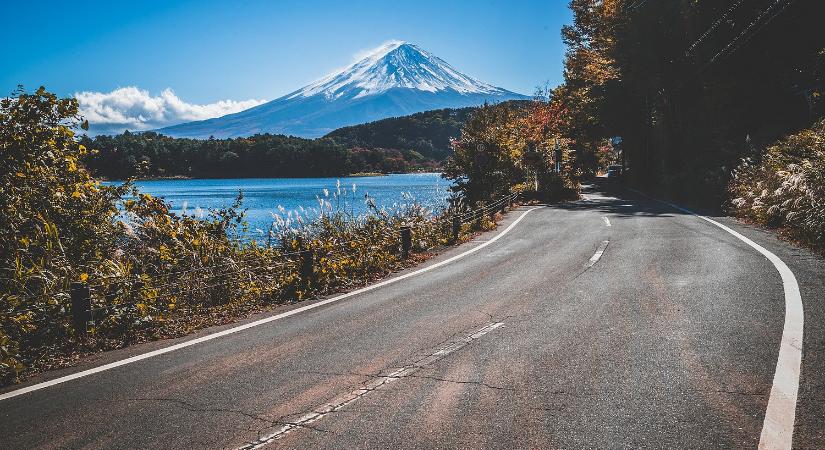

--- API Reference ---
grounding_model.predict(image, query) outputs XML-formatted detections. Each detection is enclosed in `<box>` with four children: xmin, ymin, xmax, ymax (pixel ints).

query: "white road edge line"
<box><xmin>0</xmin><ymin>207</ymin><xmax>542</xmax><ymax>402</ymax></box>
<box><xmin>586</xmin><ymin>240</ymin><xmax>610</xmax><ymax>268</ymax></box>
<box><xmin>603</xmin><ymin>216</ymin><xmax>611</xmax><ymax>227</ymax></box>
<box><xmin>629</xmin><ymin>189</ymin><xmax>803</xmax><ymax>450</ymax></box>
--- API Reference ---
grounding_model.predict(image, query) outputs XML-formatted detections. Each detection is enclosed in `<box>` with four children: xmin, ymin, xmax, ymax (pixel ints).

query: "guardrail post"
<box><xmin>300</xmin><ymin>248</ymin><xmax>315</xmax><ymax>291</ymax></box>
<box><xmin>70</xmin><ymin>282</ymin><xmax>91</xmax><ymax>336</ymax></box>
<box><xmin>400</xmin><ymin>226</ymin><xmax>412</xmax><ymax>259</ymax></box>
<box><xmin>451</xmin><ymin>216</ymin><xmax>460</xmax><ymax>244</ymax></box>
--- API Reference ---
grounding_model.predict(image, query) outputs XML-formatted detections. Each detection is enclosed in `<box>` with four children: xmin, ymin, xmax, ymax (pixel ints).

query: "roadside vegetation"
<box><xmin>550</xmin><ymin>0</ymin><xmax>824</xmax><ymax>248</ymax></box>
<box><xmin>0</xmin><ymin>87</ymin><xmax>508</xmax><ymax>385</ymax></box>
<box><xmin>730</xmin><ymin>119</ymin><xmax>825</xmax><ymax>251</ymax></box>
<box><xmin>444</xmin><ymin>94</ymin><xmax>579</xmax><ymax>203</ymax></box>
<box><xmin>553</xmin><ymin>1</ymin><xmax>823</xmax><ymax>205</ymax></box>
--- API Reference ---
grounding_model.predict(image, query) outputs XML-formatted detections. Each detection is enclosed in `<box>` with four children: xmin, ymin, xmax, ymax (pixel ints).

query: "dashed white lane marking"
<box><xmin>236</xmin><ymin>322</ymin><xmax>505</xmax><ymax>449</ymax></box>
<box><xmin>628</xmin><ymin>189</ymin><xmax>803</xmax><ymax>450</ymax></box>
<box><xmin>603</xmin><ymin>217</ymin><xmax>611</xmax><ymax>227</ymax></box>
<box><xmin>586</xmin><ymin>240</ymin><xmax>610</xmax><ymax>268</ymax></box>
<box><xmin>0</xmin><ymin>208</ymin><xmax>541</xmax><ymax>402</ymax></box>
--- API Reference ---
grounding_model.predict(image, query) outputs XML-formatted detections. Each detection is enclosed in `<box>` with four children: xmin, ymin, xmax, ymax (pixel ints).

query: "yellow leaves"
<box><xmin>71</xmin><ymin>190</ymin><xmax>82</xmax><ymax>199</ymax></box>
<box><xmin>158</xmin><ymin>244</ymin><xmax>172</xmax><ymax>261</ymax></box>
<box><xmin>19</xmin><ymin>237</ymin><xmax>30</xmax><ymax>246</ymax></box>
<box><xmin>15</xmin><ymin>172</ymin><xmax>25</xmax><ymax>178</ymax></box>
<box><xmin>79</xmin><ymin>273</ymin><xmax>89</xmax><ymax>282</ymax></box>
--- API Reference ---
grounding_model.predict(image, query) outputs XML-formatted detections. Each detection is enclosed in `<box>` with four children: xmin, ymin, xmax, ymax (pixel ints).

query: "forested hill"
<box><xmin>80</xmin><ymin>101</ymin><xmax>537</xmax><ymax>180</ymax></box>
<box><xmin>80</xmin><ymin>131</ymin><xmax>445</xmax><ymax>180</ymax></box>
<box><xmin>325</xmin><ymin>101</ymin><xmax>531</xmax><ymax>160</ymax></box>
<box><xmin>324</xmin><ymin>107</ymin><xmax>475</xmax><ymax>160</ymax></box>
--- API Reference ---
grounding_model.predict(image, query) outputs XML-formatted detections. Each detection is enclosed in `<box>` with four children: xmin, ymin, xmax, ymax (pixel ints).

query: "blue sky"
<box><xmin>2</xmin><ymin>0</ymin><xmax>572</xmax><ymax>132</ymax></box>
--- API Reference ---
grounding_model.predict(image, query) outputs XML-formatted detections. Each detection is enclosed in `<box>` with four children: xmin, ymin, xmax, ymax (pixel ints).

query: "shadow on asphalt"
<box><xmin>551</xmin><ymin>181</ymin><xmax>689</xmax><ymax>219</ymax></box>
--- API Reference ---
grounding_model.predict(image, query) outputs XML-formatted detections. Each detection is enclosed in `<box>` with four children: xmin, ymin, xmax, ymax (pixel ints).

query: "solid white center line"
<box><xmin>603</xmin><ymin>216</ymin><xmax>611</xmax><ymax>227</ymax></box>
<box><xmin>628</xmin><ymin>189</ymin><xmax>803</xmax><ymax>450</ymax></box>
<box><xmin>0</xmin><ymin>208</ymin><xmax>541</xmax><ymax>402</ymax></box>
<box><xmin>586</xmin><ymin>240</ymin><xmax>610</xmax><ymax>268</ymax></box>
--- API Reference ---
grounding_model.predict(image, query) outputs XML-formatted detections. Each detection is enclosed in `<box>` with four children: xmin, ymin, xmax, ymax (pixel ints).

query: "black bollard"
<box><xmin>70</xmin><ymin>282</ymin><xmax>91</xmax><ymax>336</ymax></box>
<box><xmin>400</xmin><ymin>226</ymin><xmax>412</xmax><ymax>259</ymax></box>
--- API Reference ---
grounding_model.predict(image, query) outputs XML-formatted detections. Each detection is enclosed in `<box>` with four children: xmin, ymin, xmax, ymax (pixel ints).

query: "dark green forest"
<box><xmin>325</xmin><ymin>106</ymin><xmax>478</xmax><ymax>160</ymax></box>
<box><xmin>80</xmin><ymin>132</ymin><xmax>440</xmax><ymax>180</ymax></box>
<box><xmin>80</xmin><ymin>106</ymin><xmax>495</xmax><ymax>179</ymax></box>
<box><xmin>557</xmin><ymin>0</ymin><xmax>824</xmax><ymax>204</ymax></box>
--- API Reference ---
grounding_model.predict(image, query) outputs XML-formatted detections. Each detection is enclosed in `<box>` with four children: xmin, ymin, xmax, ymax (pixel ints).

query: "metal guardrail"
<box><xmin>28</xmin><ymin>193</ymin><xmax>520</xmax><ymax>334</ymax></box>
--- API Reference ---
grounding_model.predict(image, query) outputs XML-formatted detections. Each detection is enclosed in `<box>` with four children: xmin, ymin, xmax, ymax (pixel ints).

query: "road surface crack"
<box><xmin>110</xmin><ymin>397</ymin><xmax>331</xmax><ymax>436</ymax></box>
<box><xmin>404</xmin><ymin>373</ymin><xmax>515</xmax><ymax>391</ymax></box>
<box><xmin>298</xmin><ymin>369</ymin><xmax>513</xmax><ymax>392</ymax></box>
<box><xmin>235</xmin><ymin>321</ymin><xmax>506</xmax><ymax>447</ymax></box>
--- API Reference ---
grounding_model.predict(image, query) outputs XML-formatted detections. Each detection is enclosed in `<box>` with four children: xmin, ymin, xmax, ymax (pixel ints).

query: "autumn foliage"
<box><xmin>0</xmin><ymin>88</ymin><xmax>506</xmax><ymax>385</ymax></box>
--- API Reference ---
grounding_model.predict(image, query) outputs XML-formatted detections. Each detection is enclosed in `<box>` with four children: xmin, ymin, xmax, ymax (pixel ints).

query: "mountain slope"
<box><xmin>325</xmin><ymin>106</ymin><xmax>475</xmax><ymax>160</ymax></box>
<box><xmin>326</xmin><ymin>100</ymin><xmax>530</xmax><ymax>160</ymax></box>
<box><xmin>157</xmin><ymin>41</ymin><xmax>528</xmax><ymax>139</ymax></box>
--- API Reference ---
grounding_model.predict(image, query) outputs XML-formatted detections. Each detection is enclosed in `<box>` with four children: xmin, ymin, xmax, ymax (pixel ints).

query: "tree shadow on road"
<box><xmin>549</xmin><ymin>182</ymin><xmax>688</xmax><ymax>219</ymax></box>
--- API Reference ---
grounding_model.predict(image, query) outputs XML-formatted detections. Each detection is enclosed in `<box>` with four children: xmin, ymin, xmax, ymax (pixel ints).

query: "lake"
<box><xmin>120</xmin><ymin>173</ymin><xmax>452</xmax><ymax>235</ymax></box>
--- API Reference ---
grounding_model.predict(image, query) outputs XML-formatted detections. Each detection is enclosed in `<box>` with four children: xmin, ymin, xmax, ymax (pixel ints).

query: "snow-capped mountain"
<box><xmin>157</xmin><ymin>41</ymin><xmax>529</xmax><ymax>138</ymax></box>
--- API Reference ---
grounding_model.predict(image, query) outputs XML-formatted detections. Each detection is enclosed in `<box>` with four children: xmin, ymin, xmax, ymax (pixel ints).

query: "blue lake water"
<box><xmin>119</xmin><ymin>173</ymin><xmax>452</xmax><ymax>235</ymax></box>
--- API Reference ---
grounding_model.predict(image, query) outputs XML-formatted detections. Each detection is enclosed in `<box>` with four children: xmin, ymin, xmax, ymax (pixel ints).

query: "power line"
<box><xmin>704</xmin><ymin>0</ymin><xmax>794</xmax><ymax>67</ymax></box>
<box><xmin>625</xmin><ymin>0</ymin><xmax>651</xmax><ymax>13</ymax></box>
<box><xmin>684</xmin><ymin>0</ymin><xmax>746</xmax><ymax>57</ymax></box>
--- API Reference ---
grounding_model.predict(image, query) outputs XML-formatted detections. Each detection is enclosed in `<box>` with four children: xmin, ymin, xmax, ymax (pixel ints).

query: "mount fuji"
<box><xmin>157</xmin><ymin>41</ymin><xmax>529</xmax><ymax>139</ymax></box>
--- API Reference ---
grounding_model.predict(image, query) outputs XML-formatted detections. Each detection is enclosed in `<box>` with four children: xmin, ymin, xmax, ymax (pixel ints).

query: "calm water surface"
<box><xmin>120</xmin><ymin>173</ymin><xmax>452</xmax><ymax>234</ymax></box>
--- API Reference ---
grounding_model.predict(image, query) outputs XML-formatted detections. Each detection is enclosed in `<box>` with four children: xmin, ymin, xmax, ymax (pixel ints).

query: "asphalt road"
<box><xmin>2</xmin><ymin>184</ymin><xmax>824</xmax><ymax>449</ymax></box>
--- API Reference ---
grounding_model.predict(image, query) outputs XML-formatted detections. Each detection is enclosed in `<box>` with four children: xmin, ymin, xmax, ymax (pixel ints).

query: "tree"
<box><xmin>1</xmin><ymin>86</ymin><xmax>127</xmax><ymax>382</ymax></box>
<box><xmin>443</xmin><ymin>103</ymin><xmax>524</xmax><ymax>204</ymax></box>
<box><xmin>443</xmin><ymin>99</ymin><xmax>578</xmax><ymax>204</ymax></box>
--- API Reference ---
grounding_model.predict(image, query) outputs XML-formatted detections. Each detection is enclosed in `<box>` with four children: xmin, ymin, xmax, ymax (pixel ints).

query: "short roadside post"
<box><xmin>400</xmin><ymin>226</ymin><xmax>412</xmax><ymax>259</ymax></box>
<box><xmin>70</xmin><ymin>282</ymin><xmax>91</xmax><ymax>336</ymax></box>
<box><xmin>300</xmin><ymin>248</ymin><xmax>315</xmax><ymax>291</ymax></box>
<box><xmin>451</xmin><ymin>216</ymin><xmax>460</xmax><ymax>244</ymax></box>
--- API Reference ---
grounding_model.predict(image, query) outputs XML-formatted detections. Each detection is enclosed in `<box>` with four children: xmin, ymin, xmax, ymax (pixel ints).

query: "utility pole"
<box><xmin>554</xmin><ymin>139</ymin><xmax>562</xmax><ymax>173</ymax></box>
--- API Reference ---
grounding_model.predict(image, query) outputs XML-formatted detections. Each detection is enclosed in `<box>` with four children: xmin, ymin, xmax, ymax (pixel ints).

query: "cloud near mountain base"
<box><xmin>75</xmin><ymin>87</ymin><xmax>266</xmax><ymax>135</ymax></box>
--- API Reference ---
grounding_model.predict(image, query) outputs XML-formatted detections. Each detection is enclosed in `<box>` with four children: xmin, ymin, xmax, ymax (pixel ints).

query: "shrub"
<box><xmin>729</xmin><ymin>119</ymin><xmax>825</xmax><ymax>248</ymax></box>
<box><xmin>0</xmin><ymin>87</ymin><xmax>515</xmax><ymax>385</ymax></box>
<box><xmin>1</xmin><ymin>87</ymin><xmax>128</xmax><ymax>382</ymax></box>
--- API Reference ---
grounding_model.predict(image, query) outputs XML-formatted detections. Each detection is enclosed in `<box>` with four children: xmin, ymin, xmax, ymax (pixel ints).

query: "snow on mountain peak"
<box><xmin>289</xmin><ymin>41</ymin><xmax>507</xmax><ymax>100</ymax></box>
<box><xmin>157</xmin><ymin>41</ymin><xmax>528</xmax><ymax>139</ymax></box>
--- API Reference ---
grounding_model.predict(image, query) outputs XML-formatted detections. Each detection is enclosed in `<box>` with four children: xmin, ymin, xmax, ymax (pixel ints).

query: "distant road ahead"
<box><xmin>2</xmin><ymin>184</ymin><xmax>824</xmax><ymax>449</ymax></box>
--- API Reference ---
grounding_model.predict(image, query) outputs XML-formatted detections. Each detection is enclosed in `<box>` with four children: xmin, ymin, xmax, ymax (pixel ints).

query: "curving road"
<box><xmin>2</xmin><ymin>184</ymin><xmax>824</xmax><ymax>449</ymax></box>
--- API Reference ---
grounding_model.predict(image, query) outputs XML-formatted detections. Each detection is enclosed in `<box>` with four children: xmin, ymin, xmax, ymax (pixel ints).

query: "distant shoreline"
<box><xmin>99</xmin><ymin>171</ymin><xmax>443</xmax><ymax>183</ymax></box>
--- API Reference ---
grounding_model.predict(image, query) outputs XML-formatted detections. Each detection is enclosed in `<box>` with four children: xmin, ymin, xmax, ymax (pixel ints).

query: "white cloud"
<box><xmin>75</xmin><ymin>86</ymin><xmax>267</xmax><ymax>135</ymax></box>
